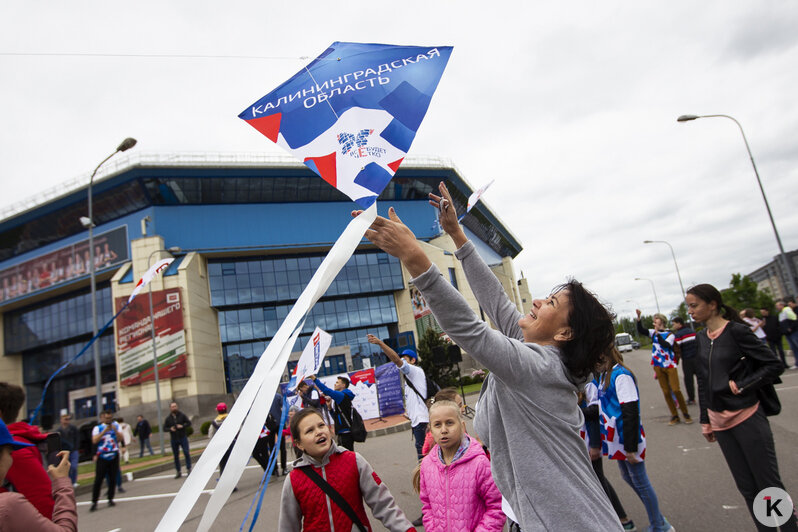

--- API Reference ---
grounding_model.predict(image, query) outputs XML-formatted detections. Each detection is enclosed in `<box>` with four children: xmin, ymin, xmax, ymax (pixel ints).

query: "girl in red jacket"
<box><xmin>418</xmin><ymin>400</ymin><xmax>505</xmax><ymax>532</ymax></box>
<box><xmin>278</xmin><ymin>408</ymin><xmax>414</xmax><ymax>532</ymax></box>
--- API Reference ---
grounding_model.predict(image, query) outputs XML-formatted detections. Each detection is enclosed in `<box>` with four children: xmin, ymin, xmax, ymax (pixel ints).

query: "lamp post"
<box><xmin>634</xmin><ymin>277</ymin><xmax>661</xmax><ymax>314</ymax></box>
<box><xmin>84</xmin><ymin>138</ymin><xmax>137</xmax><ymax>419</ymax></box>
<box><xmin>677</xmin><ymin>114</ymin><xmax>798</xmax><ymax>298</ymax></box>
<box><xmin>147</xmin><ymin>247</ymin><xmax>181</xmax><ymax>455</ymax></box>
<box><xmin>644</xmin><ymin>240</ymin><xmax>693</xmax><ymax>326</ymax></box>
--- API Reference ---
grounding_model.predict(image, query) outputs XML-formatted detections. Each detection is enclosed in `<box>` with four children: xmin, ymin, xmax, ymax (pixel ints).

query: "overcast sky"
<box><xmin>2</xmin><ymin>1</ymin><xmax>797</xmax><ymax>319</ymax></box>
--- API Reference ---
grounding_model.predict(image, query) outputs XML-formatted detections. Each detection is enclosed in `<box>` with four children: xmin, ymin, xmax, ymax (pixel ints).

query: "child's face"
<box><xmin>429</xmin><ymin>405</ymin><xmax>463</xmax><ymax>452</ymax></box>
<box><xmin>295</xmin><ymin>413</ymin><xmax>332</xmax><ymax>460</ymax></box>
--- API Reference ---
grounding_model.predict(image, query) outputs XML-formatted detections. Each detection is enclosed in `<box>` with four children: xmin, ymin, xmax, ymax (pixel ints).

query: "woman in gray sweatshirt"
<box><xmin>353</xmin><ymin>182</ymin><xmax>623</xmax><ymax>531</ymax></box>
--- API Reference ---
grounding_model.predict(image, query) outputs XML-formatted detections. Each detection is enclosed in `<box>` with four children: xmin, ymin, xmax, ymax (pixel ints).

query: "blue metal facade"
<box><xmin>0</xmin><ymin>159</ymin><xmax>522</xmax><ymax>418</ymax></box>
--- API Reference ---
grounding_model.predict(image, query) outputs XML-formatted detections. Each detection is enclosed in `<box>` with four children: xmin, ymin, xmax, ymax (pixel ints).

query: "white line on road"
<box><xmin>77</xmin><ymin>489</ymin><xmax>214</xmax><ymax>505</ymax></box>
<box><xmin>722</xmin><ymin>505</ymin><xmax>741</xmax><ymax>510</ymax></box>
<box><xmin>775</xmin><ymin>385</ymin><xmax>798</xmax><ymax>391</ymax></box>
<box><xmin>134</xmin><ymin>464</ymin><xmax>261</xmax><ymax>481</ymax></box>
<box><xmin>681</xmin><ymin>446</ymin><xmax>712</xmax><ymax>453</ymax></box>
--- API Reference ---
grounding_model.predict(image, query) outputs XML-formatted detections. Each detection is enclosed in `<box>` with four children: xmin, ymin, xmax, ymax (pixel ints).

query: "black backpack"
<box><xmin>405</xmin><ymin>371</ymin><xmax>440</xmax><ymax>401</ymax></box>
<box><xmin>335</xmin><ymin>396</ymin><xmax>367</xmax><ymax>442</ymax></box>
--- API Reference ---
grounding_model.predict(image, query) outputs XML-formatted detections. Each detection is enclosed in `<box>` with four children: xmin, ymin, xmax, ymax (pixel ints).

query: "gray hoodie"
<box><xmin>411</xmin><ymin>240</ymin><xmax>622</xmax><ymax>531</ymax></box>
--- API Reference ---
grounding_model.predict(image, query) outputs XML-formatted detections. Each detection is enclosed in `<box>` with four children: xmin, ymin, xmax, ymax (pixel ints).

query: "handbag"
<box><xmin>298</xmin><ymin>466</ymin><xmax>368</xmax><ymax>532</ymax></box>
<box><xmin>728</xmin><ymin>356</ymin><xmax>782</xmax><ymax>416</ymax></box>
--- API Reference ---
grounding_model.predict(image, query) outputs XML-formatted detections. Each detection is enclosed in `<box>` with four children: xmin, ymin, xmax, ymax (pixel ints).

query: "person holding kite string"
<box><xmin>352</xmin><ymin>182</ymin><xmax>623</xmax><ymax>531</ymax></box>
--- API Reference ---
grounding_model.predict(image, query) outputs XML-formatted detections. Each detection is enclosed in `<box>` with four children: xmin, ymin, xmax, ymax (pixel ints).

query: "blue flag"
<box><xmin>239</xmin><ymin>42</ymin><xmax>453</xmax><ymax>208</ymax></box>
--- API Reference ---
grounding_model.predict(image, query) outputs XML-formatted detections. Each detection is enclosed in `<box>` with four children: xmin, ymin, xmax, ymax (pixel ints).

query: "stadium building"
<box><xmin>0</xmin><ymin>153</ymin><xmax>530</xmax><ymax>426</ymax></box>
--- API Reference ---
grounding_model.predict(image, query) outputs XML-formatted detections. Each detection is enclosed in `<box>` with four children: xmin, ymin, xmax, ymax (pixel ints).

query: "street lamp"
<box><xmin>677</xmin><ymin>114</ymin><xmax>798</xmax><ymax>298</ymax></box>
<box><xmin>85</xmin><ymin>138</ymin><xmax>137</xmax><ymax>419</ymax></box>
<box><xmin>634</xmin><ymin>277</ymin><xmax>661</xmax><ymax>314</ymax></box>
<box><xmin>148</xmin><ymin>246</ymin><xmax>181</xmax><ymax>455</ymax></box>
<box><xmin>643</xmin><ymin>240</ymin><xmax>693</xmax><ymax>326</ymax></box>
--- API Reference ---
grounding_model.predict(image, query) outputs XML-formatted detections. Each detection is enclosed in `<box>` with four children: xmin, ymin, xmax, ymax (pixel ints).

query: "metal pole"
<box><xmin>88</xmin><ymin>152</ymin><xmax>117</xmax><ymax>420</ymax></box>
<box><xmin>148</xmin><ymin>248</ymin><xmax>175</xmax><ymax>456</ymax></box>
<box><xmin>635</xmin><ymin>278</ymin><xmax>660</xmax><ymax>314</ymax></box>
<box><xmin>678</xmin><ymin>114</ymin><xmax>798</xmax><ymax>298</ymax></box>
<box><xmin>645</xmin><ymin>240</ymin><xmax>694</xmax><ymax>327</ymax></box>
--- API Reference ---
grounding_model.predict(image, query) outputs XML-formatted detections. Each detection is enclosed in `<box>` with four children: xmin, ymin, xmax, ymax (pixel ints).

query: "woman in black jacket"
<box><xmin>686</xmin><ymin>284</ymin><xmax>796</xmax><ymax>531</ymax></box>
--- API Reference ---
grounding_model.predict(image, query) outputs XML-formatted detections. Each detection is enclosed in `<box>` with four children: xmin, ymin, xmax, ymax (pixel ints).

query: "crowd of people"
<box><xmin>1</xmin><ymin>183</ymin><xmax>797</xmax><ymax>531</ymax></box>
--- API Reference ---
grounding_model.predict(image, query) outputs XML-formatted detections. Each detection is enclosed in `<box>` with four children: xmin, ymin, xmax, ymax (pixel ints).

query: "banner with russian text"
<box><xmin>114</xmin><ymin>287</ymin><xmax>187</xmax><ymax>386</ymax></box>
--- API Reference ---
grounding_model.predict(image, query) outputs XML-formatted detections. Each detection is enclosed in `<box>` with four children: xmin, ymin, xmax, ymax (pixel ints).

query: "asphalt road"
<box><xmin>75</xmin><ymin>348</ymin><xmax>798</xmax><ymax>531</ymax></box>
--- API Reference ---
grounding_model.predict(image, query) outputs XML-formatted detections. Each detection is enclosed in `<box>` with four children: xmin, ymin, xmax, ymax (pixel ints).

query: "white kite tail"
<box><xmin>154</xmin><ymin>204</ymin><xmax>378</xmax><ymax>532</ymax></box>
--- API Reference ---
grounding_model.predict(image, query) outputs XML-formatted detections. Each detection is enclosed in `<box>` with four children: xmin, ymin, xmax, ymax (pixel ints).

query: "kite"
<box><xmin>157</xmin><ymin>42</ymin><xmax>452</xmax><ymax>531</ymax></box>
<box><xmin>240</xmin><ymin>41</ymin><xmax>453</xmax><ymax>206</ymax></box>
<box><xmin>288</xmin><ymin>327</ymin><xmax>333</xmax><ymax>391</ymax></box>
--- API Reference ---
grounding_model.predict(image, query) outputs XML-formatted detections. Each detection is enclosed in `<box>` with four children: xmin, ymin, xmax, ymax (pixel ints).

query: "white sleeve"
<box><xmin>91</xmin><ymin>426</ymin><xmax>101</xmax><ymax>438</ymax></box>
<box><xmin>615</xmin><ymin>375</ymin><xmax>639</xmax><ymax>404</ymax></box>
<box><xmin>664</xmin><ymin>333</ymin><xmax>675</xmax><ymax>346</ymax></box>
<box><xmin>584</xmin><ymin>381</ymin><xmax>599</xmax><ymax>406</ymax></box>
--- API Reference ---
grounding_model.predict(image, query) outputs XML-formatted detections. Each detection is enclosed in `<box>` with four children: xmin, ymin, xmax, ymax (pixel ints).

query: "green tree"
<box><xmin>721</xmin><ymin>274</ymin><xmax>774</xmax><ymax>314</ymax></box>
<box><xmin>416</xmin><ymin>327</ymin><xmax>458</xmax><ymax>388</ymax></box>
<box><xmin>669</xmin><ymin>302</ymin><xmax>688</xmax><ymax>322</ymax></box>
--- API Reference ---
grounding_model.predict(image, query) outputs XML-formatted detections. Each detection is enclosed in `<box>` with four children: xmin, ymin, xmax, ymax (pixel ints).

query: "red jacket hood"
<box><xmin>7</xmin><ymin>421</ymin><xmax>47</xmax><ymax>443</ymax></box>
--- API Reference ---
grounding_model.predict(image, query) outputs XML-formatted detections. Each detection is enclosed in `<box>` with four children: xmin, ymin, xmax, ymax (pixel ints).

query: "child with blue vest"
<box><xmin>597</xmin><ymin>347</ymin><xmax>673</xmax><ymax>532</ymax></box>
<box><xmin>581</xmin><ymin>383</ymin><xmax>636</xmax><ymax>531</ymax></box>
<box><xmin>636</xmin><ymin>310</ymin><xmax>692</xmax><ymax>425</ymax></box>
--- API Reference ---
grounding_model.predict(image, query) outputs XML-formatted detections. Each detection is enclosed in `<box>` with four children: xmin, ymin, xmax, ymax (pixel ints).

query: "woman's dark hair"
<box><xmin>289</xmin><ymin>407</ymin><xmax>325</xmax><ymax>443</ymax></box>
<box><xmin>686</xmin><ymin>283</ymin><xmax>742</xmax><ymax>323</ymax></box>
<box><xmin>600</xmin><ymin>346</ymin><xmax>636</xmax><ymax>391</ymax></box>
<box><xmin>0</xmin><ymin>382</ymin><xmax>25</xmax><ymax>424</ymax></box>
<box><xmin>554</xmin><ymin>279</ymin><xmax>615</xmax><ymax>382</ymax></box>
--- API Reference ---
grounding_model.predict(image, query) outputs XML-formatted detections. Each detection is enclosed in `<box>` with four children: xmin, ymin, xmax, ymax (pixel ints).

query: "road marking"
<box><xmin>722</xmin><ymin>505</ymin><xmax>741</xmax><ymax>510</ymax></box>
<box><xmin>77</xmin><ymin>489</ymin><xmax>215</xmax><ymax>505</ymax></box>
<box><xmin>108</xmin><ymin>529</ymin><xmax>122</xmax><ymax>532</ymax></box>
<box><xmin>135</xmin><ymin>464</ymin><xmax>260</xmax><ymax>481</ymax></box>
<box><xmin>775</xmin><ymin>385</ymin><xmax>798</xmax><ymax>391</ymax></box>
<box><xmin>681</xmin><ymin>446</ymin><xmax>712</xmax><ymax>453</ymax></box>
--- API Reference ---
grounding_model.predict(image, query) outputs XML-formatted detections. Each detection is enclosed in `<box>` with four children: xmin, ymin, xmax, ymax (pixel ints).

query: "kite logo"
<box><xmin>337</xmin><ymin>128</ymin><xmax>385</xmax><ymax>159</ymax></box>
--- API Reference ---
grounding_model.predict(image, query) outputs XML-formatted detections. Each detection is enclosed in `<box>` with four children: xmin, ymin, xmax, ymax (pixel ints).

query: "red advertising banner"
<box><xmin>115</xmin><ymin>287</ymin><xmax>187</xmax><ymax>386</ymax></box>
<box><xmin>1</xmin><ymin>226</ymin><xmax>129</xmax><ymax>303</ymax></box>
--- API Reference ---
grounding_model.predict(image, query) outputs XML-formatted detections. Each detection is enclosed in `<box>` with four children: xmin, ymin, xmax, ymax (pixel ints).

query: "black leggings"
<box><xmin>715</xmin><ymin>407</ymin><xmax>797</xmax><ymax>531</ymax></box>
<box><xmin>592</xmin><ymin>456</ymin><xmax>628</xmax><ymax>520</ymax></box>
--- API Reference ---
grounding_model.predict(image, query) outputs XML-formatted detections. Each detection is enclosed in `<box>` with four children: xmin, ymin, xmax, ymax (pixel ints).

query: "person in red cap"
<box><xmin>209</xmin><ymin>403</ymin><xmax>236</xmax><ymax>490</ymax></box>
<box><xmin>0</xmin><ymin>418</ymin><xmax>77</xmax><ymax>531</ymax></box>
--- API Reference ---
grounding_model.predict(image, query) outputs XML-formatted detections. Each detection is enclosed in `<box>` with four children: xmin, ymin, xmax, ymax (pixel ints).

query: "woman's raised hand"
<box><xmin>351</xmin><ymin>207</ymin><xmax>432</xmax><ymax>278</ymax></box>
<box><xmin>428</xmin><ymin>182</ymin><xmax>467</xmax><ymax>248</ymax></box>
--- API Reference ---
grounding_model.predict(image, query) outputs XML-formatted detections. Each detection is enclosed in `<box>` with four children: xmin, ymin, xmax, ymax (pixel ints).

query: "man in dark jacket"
<box><xmin>134</xmin><ymin>415</ymin><xmax>154</xmax><ymax>457</ymax></box>
<box><xmin>760</xmin><ymin>307</ymin><xmax>787</xmax><ymax>368</ymax></box>
<box><xmin>163</xmin><ymin>402</ymin><xmax>192</xmax><ymax>478</ymax></box>
<box><xmin>56</xmin><ymin>413</ymin><xmax>81</xmax><ymax>486</ymax></box>
<box><xmin>671</xmin><ymin>317</ymin><xmax>699</xmax><ymax>405</ymax></box>
<box><xmin>312</xmin><ymin>376</ymin><xmax>357</xmax><ymax>451</ymax></box>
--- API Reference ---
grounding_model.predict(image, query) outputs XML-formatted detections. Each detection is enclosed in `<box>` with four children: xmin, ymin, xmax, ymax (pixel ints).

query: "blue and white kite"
<box><xmin>239</xmin><ymin>42</ymin><xmax>453</xmax><ymax>207</ymax></box>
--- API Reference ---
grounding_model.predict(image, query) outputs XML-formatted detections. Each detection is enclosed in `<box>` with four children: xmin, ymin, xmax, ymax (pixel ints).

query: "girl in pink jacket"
<box><xmin>418</xmin><ymin>400</ymin><xmax>505</xmax><ymax>532</ymax></box>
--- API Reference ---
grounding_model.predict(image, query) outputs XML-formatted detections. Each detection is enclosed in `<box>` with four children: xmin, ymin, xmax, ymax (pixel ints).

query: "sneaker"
<box><xmin>108</xmin><ymin>500</ymin><xmax>115</xmax><ymax>507</ymax></box>
<box><xmin>687</xmin><ymin>399</ymin><xmax>696</xmax><ymax>405</ymax></box>
<box><xmin>89</xmin><ymin>503</ymin><xmax>97</xmax><ymax>512</ymax></box>
<box><xmin>683</xmin><ymin>415</ymin><xmax>694</xmax><ymax>424</ymax></box>
<box><xmin>621</xmin><ymin>520</ymin><xmax>636</xmax><ymax>531</ymax></box>
<box><xmin>668</xmin><ymin>416</ymin><xmax>680</xmax><ymax>426</ymax></box>
<box><xmin>72</xmin><ymin>483</ymin><xmax>79</xmax><ymax>488</ymax></box>
<box><xmin>118</xmin><ymin>486</ymin><xmax>126</xmax><ymax>493</ymax></box>
<box><xmin>412</xmin><ymin>515</ymin><xmax>424</xmax><ymax>527</ymax></box>
<box><xmin>175</xmin><ymin>472</ymin><xmax>182</xmax><ymax>479</ymax></box>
